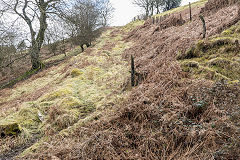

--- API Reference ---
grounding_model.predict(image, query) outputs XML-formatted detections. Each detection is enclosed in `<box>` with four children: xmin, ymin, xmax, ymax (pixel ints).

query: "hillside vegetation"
<box><xmin>0</xmin><ymin>0</ymin><xmax>240</xmax><ymax>159</ymax></box>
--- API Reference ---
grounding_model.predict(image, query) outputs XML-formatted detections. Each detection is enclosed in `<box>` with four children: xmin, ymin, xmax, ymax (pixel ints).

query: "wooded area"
<box><xmin>0</xmin><ymin>0</ymin><xmax>114</xmax><ymax>75</ymax></box>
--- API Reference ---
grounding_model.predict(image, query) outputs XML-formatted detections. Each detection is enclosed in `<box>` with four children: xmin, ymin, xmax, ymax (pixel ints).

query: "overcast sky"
<box><xmin>110</xmin><ymin>0</ymin><xmax>199</xmax><ymax>26</ymax></box>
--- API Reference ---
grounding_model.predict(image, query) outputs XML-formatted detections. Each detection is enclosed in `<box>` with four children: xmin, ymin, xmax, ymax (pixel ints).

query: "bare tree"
<box><xmin>0</xmin><ymin>23</ymin><xmax>18</xmax><ymax>74</ymax></box>
<box><xmin>162</xmin><ymin>0</ymin><xmax>182</xmax><ymax>11</ymax></box>
<box><xmin>98</xmin><ymin>0</ymin><xmax>115</xmax><ymax>27</ymax></box>
<box><xmin>133</xmin><ymin>0</ymin><xmax>152</xmax><ymax>17</ymax></box>
<box><xmin>61</xmin><ymin>0</ymin><xmax>112</xmax><ymax>52</ymax></box>
<box><xmin>153</xmin><ymin>0</ymin><xmax>163</xmax><ymax>14</ymax></box>
<box><xmin>0</xmin><ymin>0</ymin><xmax>62</xmax><ymax>70</ymax></box>
<box><xmin>17</xmin><ymin>40</ymin><xmax>27</xmax><ymax>53</ymax></box>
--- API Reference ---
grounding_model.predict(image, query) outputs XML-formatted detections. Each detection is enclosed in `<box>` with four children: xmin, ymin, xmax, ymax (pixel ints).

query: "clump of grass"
<box><xmin>181</xmin><ymin>61</ymin><xmax>199</xmax><ymax>72</ymax></box>
<box><xmin>41</xmin><ymin>88</ymin><xmax>73</xmax><ymax>101</ymax></box>
<box><xmin>208</xmin><ymin>57</ymin><xmax>231</xmax><ymax>67</ymax></box>
<box><xmin>71</xmin><ymin>68</ymin><xmax>83</xmax><ymax>78</ymax></box>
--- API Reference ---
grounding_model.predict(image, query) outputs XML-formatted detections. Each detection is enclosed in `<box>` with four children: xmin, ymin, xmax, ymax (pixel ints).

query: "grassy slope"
<box><xmin>0</xmin><ymin>26</ymin><xmax>141</xmax><ymax>157</ymax></box>
<box><xmin>1</xmin><ymin>0</ymin><xmax>240</xmax><ymax>158</ymax></box>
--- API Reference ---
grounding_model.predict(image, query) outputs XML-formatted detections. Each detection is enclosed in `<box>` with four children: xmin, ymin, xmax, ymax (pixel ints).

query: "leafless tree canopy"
<box><xmin>133</xmin><ymin>0</ymin><xmax>182</xmax><ymax>17</ymax></box>
<box><xmin>99</xmin><ymin>0</ymin><xmax>115</xmax><ymax>27</ymax></box>
<box><xmin>0</xmin><ymin>21</ymin><xmax>18</xmax><ymax>74</ymax></box>
<box><xmin>0</xmin><ymin>0</ymin><xmax>63</xmax><ymax>69</ymax></box>
<box><xmin>61</xmin><ymin>0</ymin><xmax>114</xmax><ymax>51</ymax></box>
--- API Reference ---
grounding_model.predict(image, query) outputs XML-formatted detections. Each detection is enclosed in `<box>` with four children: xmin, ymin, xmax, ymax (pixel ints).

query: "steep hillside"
<box><xmin>1</xmin><ymin>0</ymin><xmax>240</xmax><ymax>159</ymax></box>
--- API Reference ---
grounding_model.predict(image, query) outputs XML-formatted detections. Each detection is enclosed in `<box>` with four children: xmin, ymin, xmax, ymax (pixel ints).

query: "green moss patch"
<box><xmin>0</xmin><ymin>122</ymin><xmax>20</xmax><ymax>137</ymax></box>
<box><xmin>179</xmin><ymin>23</ymin><xmax>240</xmax><ymax>82</ymax></box>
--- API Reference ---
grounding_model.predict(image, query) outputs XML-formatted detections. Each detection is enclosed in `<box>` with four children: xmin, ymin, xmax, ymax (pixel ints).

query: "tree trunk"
<box><xmin>81</xmin><ymin>44</ymin><xmax>84</xmax><ymax>52</ymax></box>
<box><xmin>29</xmin><ymin>0</ymin><xmax>47</xmax><ymax>70</ymax></box>
<box><xmin>151</xmin><ymin>2</ymin><xmax>154</xmax><ymax>16</ymax></box>
<box><xmin>156</xmin><ymin>3</ymin><xmax>160</xmax><ymax>14</ymax></box>
<box><xmin>30</xmin><ymin>46</ymin><xmax>41</xmax><ymax>70</ymax></box>
<box><xmin>146</xmin><ymin>5</ymin><xmax>149</xmax><ymax>17</ymax></box>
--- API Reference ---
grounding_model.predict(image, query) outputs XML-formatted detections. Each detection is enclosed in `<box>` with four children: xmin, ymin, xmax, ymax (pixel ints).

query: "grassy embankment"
<box><xmin>0</xmin><ymin>24</ymin><xmax>143</xmax><ymax>157</ymax></box>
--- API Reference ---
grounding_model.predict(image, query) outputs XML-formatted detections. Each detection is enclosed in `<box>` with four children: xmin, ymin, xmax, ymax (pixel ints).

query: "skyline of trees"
<box><xmin>133</xmin><ymin>0</ymin><xmax>182</xmax><ymax>17</ymax></box>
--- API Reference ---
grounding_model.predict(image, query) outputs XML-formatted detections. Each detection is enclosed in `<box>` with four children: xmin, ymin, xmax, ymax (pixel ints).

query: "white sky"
<box><xmin>110</xmin><ymin>0</ymin><xmax>199</xmax><ymax>26</ymax></box>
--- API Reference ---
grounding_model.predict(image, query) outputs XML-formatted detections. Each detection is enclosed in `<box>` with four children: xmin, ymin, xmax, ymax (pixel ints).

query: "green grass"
<box><xmin>122</xmin><ymin>20</ymin><xmax>145</xmax><ymax>32</ymax></box>
<box><xmin>154</xmin><ymin>0</ymin><xmax>208</xmax><ymax>18</ymax></box>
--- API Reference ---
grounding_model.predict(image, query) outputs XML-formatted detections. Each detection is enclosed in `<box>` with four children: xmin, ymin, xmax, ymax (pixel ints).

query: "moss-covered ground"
<box><xmin>178</xmin><ymin>22</ymin><xmax>240</xmax><ymax>83</ymax></box>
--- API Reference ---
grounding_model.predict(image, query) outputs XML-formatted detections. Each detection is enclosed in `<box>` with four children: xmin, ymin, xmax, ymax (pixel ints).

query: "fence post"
<box><xmin>235</xmin><ymin>39</ymin><xmax>239</xmax><ymax>51</ymax></box>
<box><xmin>131</xmin><ymin>55</ymin><xmax>135</xmax><ymax>87</ymax></box>
<box><xmin>189</xmin><ymin>2</ymin><xmax>192</xmax><ymax>21</ymax></box>
<box><xmin>152</xmin><ymin>17</ymin><xmax>155</xmax><ymax>24</ymax></box>
<box><xmin>199</xmin><ymin>15</ymin><xmax>206</xmax><ymax>38</ymax></box>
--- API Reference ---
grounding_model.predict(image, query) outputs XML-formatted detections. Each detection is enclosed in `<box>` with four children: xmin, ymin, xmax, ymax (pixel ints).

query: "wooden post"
<box><xmin>152</xmin><ymin>17</ymin><xmax>155</xmax><ymax>24</ymax></box>
<box><xmin>199</xmin><ymin>15</ymin><xmax>206</xmax><ymax>38</ymax></box>
<box><xmin>235</xmin><ymin>39</ymin><xmax>239</xmax><ymax>51</ymax></box>
<box><xmin>131</xmin><ymin>55</ymin><xmax>135</xmax><ymax>87</ymax></box>
<box><xmin>156</xmin><ymin>17</ymin><xmax>159</xmax><ymax>23</ymax></box>
<box><xmin>189</xmin><ymin>2</ymin><xmax>192</xmax><ymax>21</ymax></box>
<box><xmin>180</xmin><ymin>13</ymin><xmax>182</xmax><ymax>20</ymax></box>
